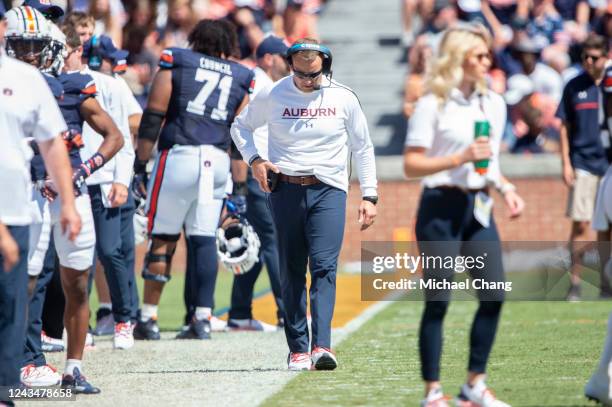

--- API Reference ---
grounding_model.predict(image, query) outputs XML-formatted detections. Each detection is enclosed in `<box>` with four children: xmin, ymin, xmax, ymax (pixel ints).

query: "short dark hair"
<box><xmin>61</xmin><ymin>24</ymin><xmax>82</xmax><ymax>49</ymax></box>
<box><xmin>582</xmin><ymin>33</ymin><xmax>608</xmax><ymax>54</ymax></box>
<box><xmin>188</xmin><ymin>19</ymin><xmax>236</xmax><ymax>59</ymax></box>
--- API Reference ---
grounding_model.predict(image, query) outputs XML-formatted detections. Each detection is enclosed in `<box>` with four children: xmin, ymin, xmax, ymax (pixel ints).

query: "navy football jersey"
<box><xmin>58</xmin><ymin>71</ymin><xmax>96</xmax><ymax>169</ymax></box>
<box><xmin>31</xmin><ymin>74</ymin><xmax>66</xmax><ymax>181</ymax></box>
<box><xmin>157</xmin><ymin>47</ymin><xmax>255</xmax><ymax>150</ymax></box>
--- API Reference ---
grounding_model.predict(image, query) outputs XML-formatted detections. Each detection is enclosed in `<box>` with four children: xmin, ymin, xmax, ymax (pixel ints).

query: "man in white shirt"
<box><xmin>231</xmin><ymin>39</ymin><xmax>377</xmax><ymax>371</ymax></box>
<box><xmin>225</xmin><ymin>35</ymin><xmax>289</xmax><ymax>332</ymax></box>
<box><xmin>79</xmin><ymin>32</ymin><xmax>142</xmax><ymax>350</ymax></box>
<box><xmin>0</xmin><ymin>14</ymin><xmax>80</xmax><ymax>399</ymax></box>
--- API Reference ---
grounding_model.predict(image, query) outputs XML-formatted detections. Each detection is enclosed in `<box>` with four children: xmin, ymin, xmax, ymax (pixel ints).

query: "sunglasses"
<box><xmin>583</xmin><ymin>53</ymin><xmax>604</xmax><ymax>62</ymax></box>
<box><xmin>473</xmin><ymin>52</ymin><xmax>491</xmax><ymax>62</ymax></box>
<box><xmin>293</xmin><ymin>69</ymin><xmax>323</xmax><ymax>80</ymax></box>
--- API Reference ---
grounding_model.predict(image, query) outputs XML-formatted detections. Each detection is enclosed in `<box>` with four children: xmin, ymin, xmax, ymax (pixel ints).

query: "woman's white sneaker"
<box><xmin>421</xmin><ymin>388</ymin><xmax>450</xmax><ymax>407</ymax></box>
<box><xmin>456</xmin><ymin>380</ymin><xmax>510</xmax><ymax>407</ymax></box>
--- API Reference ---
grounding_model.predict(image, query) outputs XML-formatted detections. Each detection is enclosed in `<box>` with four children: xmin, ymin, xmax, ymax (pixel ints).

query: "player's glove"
<box><xmin>35</xmin><ymin>179</ymin><xmax>58</xmax><ymax>202</ymax></box>
<box><xmin>132</xmin><ymin>159</ymin><xmax>149</xmax><ymax>203</ymax></box>
<box><xmin>227</xmin><ymin>181</ymin><xmax>248</xmax><ymax>215</ymax></box>
<box><xmin>227</xmin><ymin>195</ymin><xmax>247</xmax><ymax>215</ymax></box>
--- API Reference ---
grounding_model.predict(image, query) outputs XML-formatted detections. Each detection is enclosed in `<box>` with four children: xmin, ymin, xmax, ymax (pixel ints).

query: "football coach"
<box><xmin>231</xmin><ymin>38</ymin><xmax>378</xmax><ymax>371</ymax></box>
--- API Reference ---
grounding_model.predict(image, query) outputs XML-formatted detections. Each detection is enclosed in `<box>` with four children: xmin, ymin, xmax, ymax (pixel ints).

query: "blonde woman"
<box><xmin>404</xmin><ymin>26</ymin><xmax>524</xmax><ymax>407</ymax></box>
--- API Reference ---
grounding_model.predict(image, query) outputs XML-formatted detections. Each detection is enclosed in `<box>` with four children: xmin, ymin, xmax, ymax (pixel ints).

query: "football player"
<box><xmin>133</xmin><ymin>19</ymin><xmax>254</xmax><ymax>340</ymax></box>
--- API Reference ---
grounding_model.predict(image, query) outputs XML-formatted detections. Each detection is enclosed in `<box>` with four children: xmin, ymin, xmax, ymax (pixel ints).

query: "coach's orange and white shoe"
<box><xmin>113</xmin><ymin>322</ymin><xmax>134</xmax><ymax>350</ymax></box>
<box><xmin>421</xmin><ymin>388</ymin><xmax>450</xmax><ymax>407</ymax></box>
<box><xmin>456</xmin><ymin>380</ymin><xmax>511</xmax><ymax>407</ymax></box>
<box><xmin>311</xmin><ymin>346</ymin><xmax>337</xmax><ymax>370</ymax></box>
<box><xmin>287</xmin><ymin>352</ymin><xmax>311</xmax><ymax>371</ymax></box>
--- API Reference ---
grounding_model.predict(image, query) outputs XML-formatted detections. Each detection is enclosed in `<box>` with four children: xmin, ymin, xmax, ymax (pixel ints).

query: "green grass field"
<box><xmin>89</xmin><ymin>270</ymin><xmax>271</xmax><ymax>330</ymax></box>
<box><xmin>264</xmin><ymin>300</ymin><xmax>608</xmax><ymax>406</ymax></box>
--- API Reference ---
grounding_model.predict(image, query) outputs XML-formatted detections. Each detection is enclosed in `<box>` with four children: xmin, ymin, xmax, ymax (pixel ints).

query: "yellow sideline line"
<box><xmin>217</xmin><ymin>274</ymin><xmax>369</xmax><ymax>328</ymax></box>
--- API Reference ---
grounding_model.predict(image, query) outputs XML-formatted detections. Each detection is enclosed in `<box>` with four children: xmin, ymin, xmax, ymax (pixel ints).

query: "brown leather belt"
<box><xmin>279</xmin><ymin>174</ymin><xmax>321</xmax><ymax>186</ymax></box>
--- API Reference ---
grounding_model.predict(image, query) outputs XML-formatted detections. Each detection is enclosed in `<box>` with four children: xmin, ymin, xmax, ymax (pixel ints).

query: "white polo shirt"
<box><xmin>81</xmin><ymin>68</ymin><xmax>140</xmax><ymax>187</ymax></box>
<box><xmin>231</xmin><ymin>76</ymin><xmax>378</xmax><ymax>197</ymax></box>
<box><xmin>405</xmin><ymin>88</ymin><xmax>506</xmax><ymax>190</ymax></box>
<box><xmin>0</xmin><ymin>53</ymin><xmax>67</xmax><ymax>225</ymax></box>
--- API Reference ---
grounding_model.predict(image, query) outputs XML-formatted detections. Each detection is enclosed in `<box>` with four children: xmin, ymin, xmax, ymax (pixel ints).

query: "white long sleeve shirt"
<box><xmin>231</xmin><ymin>76</ymin><xmax>377</xmax><ymax>197</ymax></box>
<box><xmin>81</xmin><ymin>68</ymin><xmax>141</xmax><ymax>187</ymax></box>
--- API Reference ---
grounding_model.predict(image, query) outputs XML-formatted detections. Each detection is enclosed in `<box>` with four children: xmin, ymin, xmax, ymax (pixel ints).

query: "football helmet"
<box><xmin>43</xmin><ymin>23</ymin><xmax>67</xmax><ymax>76</ymax></box>
<box><xmin>216</xmin><ymin>215</ymin><xmax>260</xmax><ymax>275</ymax></box>
<box><xmin>5</xmin><ymin>6</ymin><xmax>54</xmax><ymax>69</ymax></box>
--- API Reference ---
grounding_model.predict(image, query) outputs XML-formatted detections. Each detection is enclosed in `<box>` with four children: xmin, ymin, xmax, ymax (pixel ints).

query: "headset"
<box><xmin>87</xmin><ymin>35</ymin><xmax>102</xmax><ymax>70</ymax></box>
<box><xmin>286</xmin><ymin>42</ymin><xmax>333</xmax><ymax>76</ymax></box>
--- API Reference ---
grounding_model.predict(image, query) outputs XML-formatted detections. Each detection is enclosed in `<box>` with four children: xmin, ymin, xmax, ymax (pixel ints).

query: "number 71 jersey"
<box><xmin>157</xmin><ymin>47</ymin><xmax>255</xmax><ymax>151</ymax></box>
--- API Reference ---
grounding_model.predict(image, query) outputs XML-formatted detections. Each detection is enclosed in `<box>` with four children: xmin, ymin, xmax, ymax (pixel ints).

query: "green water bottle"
<box><xmin>474</xmin><ymin>120</ymin><xmax>490</xmax><ymax>175</ymax></box>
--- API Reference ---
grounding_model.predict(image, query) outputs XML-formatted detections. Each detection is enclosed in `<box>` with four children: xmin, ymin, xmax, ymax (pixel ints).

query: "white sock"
<box><xmin>195</xmin><ymin>307</ymin><xmax>211</xmax><ymax>321</ymax></box>
<box><xmin>141</xmin><ymin>304</ymin><xmax>158</xmax><ymax>321</ymax></box>
<box><xmin>99</xmin><ymin>303</ymin><xmax>112</xmax><ymax>311</ymax></box>
<box><xmin>64</xmin><ymin>359</ymin><xmax>82</xmax><ymax>376</ymax></box>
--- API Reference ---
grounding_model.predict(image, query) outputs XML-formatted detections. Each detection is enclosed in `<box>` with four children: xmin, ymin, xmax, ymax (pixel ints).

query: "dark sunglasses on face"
<box><xmin>474</xmin><ymin>52</ymin><xmax>491</xmax><ymax>62</ymax></box>
<box><xmin>583</xmin><ymin>53</ymin><xmax>604</xmax><ymax>62</ymax></box>
<box><xmin>293</xmin><ymin>69</ymin><xmax>323</xmax><ymax>80</ymax></box>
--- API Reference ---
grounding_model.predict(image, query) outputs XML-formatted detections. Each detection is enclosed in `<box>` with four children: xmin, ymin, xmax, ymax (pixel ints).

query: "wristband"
<box><xmin>248</xmin><ymin>154</ymin><xmax>261</xmax><ymax>167</ymax></box>
<box><xmin>78</xmin><ymin>152</ymin><xmax>106</xmax><ymax>178</ymax></box>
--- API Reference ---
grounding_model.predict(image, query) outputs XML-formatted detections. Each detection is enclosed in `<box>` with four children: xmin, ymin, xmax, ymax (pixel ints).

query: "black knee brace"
<box><xmin>141</xmin><ymin>236</ymin><xmax>178</xmax><ymax>283</ymax></box>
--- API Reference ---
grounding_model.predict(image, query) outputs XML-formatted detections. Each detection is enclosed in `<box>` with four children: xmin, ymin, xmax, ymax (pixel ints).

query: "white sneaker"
<box><xmin>20</xmin><ymin>364</ymin><xmax>61</xmax><ymax>386</ymax></box>
<box><xmin>456</xmin><ymin>380</ymin><xmax>511</xmax><ymax>407</ymax></box>
<box><xmin>41</xmin><ymin>331</ymin><xmax>64</xmax><ymax>352</ymax></box>
<box><xmin>421</xmin><ymin>388</ymin><xmax>450</xmax><ymax>407</ymax></box>
<box><xmin>113</xmin><ymin>322</ymin><xmax>134</xmax><ymax>350</ymax></box>
<box><xmin>227</xmin><ymin>318</ymin><xmax>277</xmax><ymax>332</ymax></box>
<box><xmin>310</xmin><ymin>346</ymin><xmax>337</xmax><ymax>370</ymax></box>
<box><xmin>287</xmin><ymin>352</ymin><xmax>311</xmax><ymax>371</ymax></box>
<box><xmin>585</xmin><ymin>370</ymin><xmax>612</xmax><ymax>405</ymax></box>
<box><xmin>210</xmin><ymin>316</ymin><xmax>228</xmax><ymax>332</ymax></box>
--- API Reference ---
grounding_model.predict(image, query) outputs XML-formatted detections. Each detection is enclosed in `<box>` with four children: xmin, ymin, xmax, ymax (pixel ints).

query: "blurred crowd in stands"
<box><xmin>0</xmin><ymin>0</ymin><xmax>327</xmax><ymax>105</ymax></box>
<box><xmin>401</xmin><ymin>0</ymin><xmax>612</xmax><ymax>154</ymax></box>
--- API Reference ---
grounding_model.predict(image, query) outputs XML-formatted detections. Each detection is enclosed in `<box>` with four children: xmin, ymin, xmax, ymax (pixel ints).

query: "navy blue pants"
<box><xmin>0</xmin><ymin>226</ymin><xmax>29</xmax><ymax>390</ymax></box>
<box><xmin>120</xmin><ymin>190</ymin><xmax>139</xmax><ymax>322</ymax></box>
<box><xmin>88</xmin><ymin>184</ymin><xmax>136</xmax><ymax>324</ymax></box>
<box><xmin>229</xmin><ymin>171</ymin><xmax>285</xmax><ymax>321</ymax></box>
<box><xmin>182</xmin><ymin>233</ymin><xmax>218</xmax><ymax>323</ymax></box>
<box><xmin>415</xmin><ymin>187</ymin><xmax>504</xmax><ymax>381</ymax></box>
<box><xmin>23</xmin><ymin>239</ymin><xmax>58</xmax><ymax>367</ymax></box>
<box><xmin>269</xmin><ymin>182</ymin><xmax>346</xmax><ymax>352</ymax></box>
